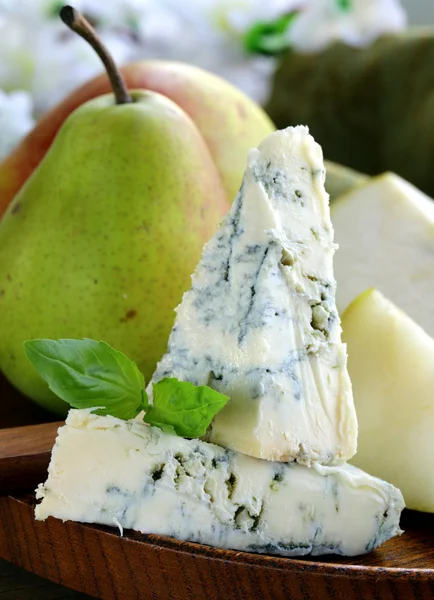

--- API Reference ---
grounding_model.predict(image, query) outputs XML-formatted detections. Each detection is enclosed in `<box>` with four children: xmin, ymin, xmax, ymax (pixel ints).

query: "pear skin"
<box><xmin>342</xmin><ymin>288</ymin><xmax>434</xmax><ymax>512</ymax></box>
<box><xmin>0</xmin><ymin>60</ymin><xmax>275</xmax><ymax>216</ymax></box>
<box><xmin>0</xmin><ymin>91</ymin><xmax>229</xmax><ymax>414</ymax></box>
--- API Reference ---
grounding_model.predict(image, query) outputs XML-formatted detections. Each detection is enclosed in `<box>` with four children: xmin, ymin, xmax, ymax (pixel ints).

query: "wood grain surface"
<box><xmin>0</xmin><ymin>558</ymin><xmax>91</xmax><ymax>599</ymax></box>
<box><xmin>0</xmin><ymin>374</ymin><xmax>433</xmax><ymax>600</ymax></box>
<box><xmin>0</xmin><ymin>421</ymin><xmax>61</xmax><ymax>493</ymax></box>
<box><xmin>0</xmin><ymin>496</ymin><xmax>433</xmax><ymax>600</ymax></box>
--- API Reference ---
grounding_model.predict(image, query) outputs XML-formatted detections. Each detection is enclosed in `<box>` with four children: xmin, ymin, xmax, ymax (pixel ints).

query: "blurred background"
<box><xmin>404</xmin><ymin>0</ymin><xmax>433</xmax><ymax>24</ymax></box>
<box><xmin>0</xmin><ymin>1</ymin><xmax>415</xmax><ymax>156</ymax></box>
<box><xmin>1</xmin><ymin>0</ymin><xmax>434</xmax><ymax>194</ymax></box>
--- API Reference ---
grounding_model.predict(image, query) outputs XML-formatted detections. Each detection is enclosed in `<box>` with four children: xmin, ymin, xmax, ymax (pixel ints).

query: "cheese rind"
<box><xmin>35</xmin><ymin>410</ymin><xmax>403</xmax><ymax>557</ymax></box>
<box><xmin>149</xmin><ymin>126</ymin><xmax>357</xmax><ymax>464</ymax></box>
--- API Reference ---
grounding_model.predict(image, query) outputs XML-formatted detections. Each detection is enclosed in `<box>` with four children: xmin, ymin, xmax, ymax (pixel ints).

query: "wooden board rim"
<box><xmin>79</xmin><ymin>522</ymin><xmax>434</xmax><ymax>581</ymax></box>
<box><xmin>5</xmin><ymin>496</ymin><xmax>432</xmax><ymax>582</ymax></box>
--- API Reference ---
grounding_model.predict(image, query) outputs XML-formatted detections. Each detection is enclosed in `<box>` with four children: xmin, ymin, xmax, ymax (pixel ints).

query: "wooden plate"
<box><xmin>0</xmin><ymin>497</ymin><xmax>433</xmax><ymax>600</ymax></box>
<box><xmin>1</xmin><ymin>376</ymin><xmax>434</xmax><ymax>600</ymax></box>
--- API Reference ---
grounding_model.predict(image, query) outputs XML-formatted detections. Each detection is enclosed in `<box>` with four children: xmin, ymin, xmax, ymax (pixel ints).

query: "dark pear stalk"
<box><xmin>60</xmin><ymin>5</ymin><xmax>132</xmax><ymax>105</ymax></box>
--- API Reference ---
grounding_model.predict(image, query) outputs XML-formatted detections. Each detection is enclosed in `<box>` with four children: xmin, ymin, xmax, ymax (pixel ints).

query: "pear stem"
<box><xmin>60</xmin><ymin>6</ymin><xmax>132</xmax><ymax>105</ymax></box>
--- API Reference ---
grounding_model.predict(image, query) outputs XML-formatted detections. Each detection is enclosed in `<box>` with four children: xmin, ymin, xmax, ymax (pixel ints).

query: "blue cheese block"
<box><xmin>35</xmin><ymin>410</ymin><xmax>404</xmax><ymax>557</ymax></box>
<box><xmin>149</xmin><ymin>126</ymin><xmax>357</xmax><ymax>465</ymax></box>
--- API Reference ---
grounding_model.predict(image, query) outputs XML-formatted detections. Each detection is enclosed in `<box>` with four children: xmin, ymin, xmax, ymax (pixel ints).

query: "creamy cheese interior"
<box><xmin>150</xmin><ymin>126</ymin><xmax>357</xmax><ymax>464</ymax></box>
<box><xmin>35</xmin><ymin>410</ymin><xmax>403</xmax><ymax>557</ymax></box>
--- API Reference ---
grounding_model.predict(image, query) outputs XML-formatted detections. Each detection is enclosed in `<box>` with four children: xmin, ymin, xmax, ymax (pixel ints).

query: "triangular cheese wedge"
<box><xmin>150</xmin><ymin>126</ymin><xmax>357</xmax><ymax>465</ymax></box>
<box><xmin>35</xmin><ymin>410</ymin><xmax>402</xmax><ymax>557</ymax></box>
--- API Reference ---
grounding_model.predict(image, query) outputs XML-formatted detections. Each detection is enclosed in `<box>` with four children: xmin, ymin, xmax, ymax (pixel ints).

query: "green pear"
<box><xmin>342</xmin><ymin>288</ymin><xmax>434</xmax><ymax>513</ymax></box>
<box><xmin>0</xmin><ymin>8</ymin><xmax>229</xmax><ymax>414</ymax></box>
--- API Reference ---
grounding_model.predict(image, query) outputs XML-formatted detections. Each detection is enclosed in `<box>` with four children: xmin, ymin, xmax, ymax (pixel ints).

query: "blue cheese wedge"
<box><xmin>35</xmin><ymin>410</ymin><xmax>403</xmax><ymax>557</ymax></box>
<box><xmin>149</xmin><ymin>126</ymin><xmax>357</xmax><ymax>465</ymax></box>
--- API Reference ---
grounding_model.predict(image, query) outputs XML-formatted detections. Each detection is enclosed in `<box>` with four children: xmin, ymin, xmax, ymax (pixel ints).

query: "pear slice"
<box><xmin>342</xmin><ymin>288</ymin><xmax>434</xmax><ymax>513</ymax></box>
<box><xmin>324</xmin><ymin>160</ymin><xmax>368</xmax><ymax>202</ymax></box>
<box><xmin>331</xmin><ymin>172</ymin><xmax>434</xmax><ymax>337</ymax></box>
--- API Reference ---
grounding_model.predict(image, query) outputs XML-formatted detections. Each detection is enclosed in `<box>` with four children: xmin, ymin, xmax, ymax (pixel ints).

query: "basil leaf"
<box><xmin>143</xmin><ymin>378</ymin><xmax>229</xmax><ymax>438</ymax></box>
<box><xmin>336</xmin><ymin>0</ymin><xmax>351</xmax><ymax>11</ymax></box>
<box><xmin>24</xmin><ymin>339</ymin><xmax>147</xmax><ymax>419</ymax></box>
<box><xmin>147</xmin><ymin>421</ymin><xmax>177</xmax><ymax>436</ymax></box>
<box><xmin>244</xmin><ymin>12</ymin><xmax>297</xmax><ymax>56</ymax></box>
<box><xmin>24</xmin><ymin>340</ymin><xmax>230</xmax><ymax>438</ymax></box>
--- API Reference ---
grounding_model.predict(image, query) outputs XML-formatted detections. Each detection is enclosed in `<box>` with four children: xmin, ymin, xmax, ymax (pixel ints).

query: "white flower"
<box><xmin>0</xmin><ymin>10</ymin><xmax>136</xmax><ymax>116</ymax></box>
<box><xmin>0</xmin><ymin>89</ymin><xmax>34</xmax><ymax>160</ymax></box>
<box><xmin>77</xmin><ymin>0</ymin><xmax>152</xmax><ymax>25</ymax></box>
<box><xmin>130</xmin><ymin>0</ymin><xmax>303</xmax><ymax>104</ymax></box>
<box><xmin>0</xmin><ymin>0</ymin><xmax>145</xmax><ymax>23</ymax></box>
<box><xmin>0</xmin><ymin>0</ymin><xmax>49</xmax><ymax>20</ymax></box>
<box><xmin>0</xmin><ymin>0</ymin><xmax>409</xmax><ymax>119</ymax></box>
<box><xmin>288</xmin><ymin>0</ymin><xmax>407</xmax><ymax>53</ymax></box>
<box><xmin>31</xmin><ymin>26</ymin><xmax>135</xmax><ymax>115</ymax></box>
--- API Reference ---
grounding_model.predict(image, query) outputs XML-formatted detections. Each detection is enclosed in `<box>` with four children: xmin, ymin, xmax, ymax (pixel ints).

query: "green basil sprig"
<box><xmin>143</xmin><ymin>377</ymin><xmax>229</xmax><ymax>438</ymax></box>
<box><xmin>24</xmin><ymin>339</ymin><xmax>229</xmax><ymax>438</ymax></box>
<box><xmin>243</xmin><ymin>12</ymin><xmax>297</xmax><ymax>56</ymax></box>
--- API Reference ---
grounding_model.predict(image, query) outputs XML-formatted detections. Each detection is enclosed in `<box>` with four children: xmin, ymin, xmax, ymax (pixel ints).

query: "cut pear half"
<box><xmin>342</xmin><ymin>288</ymin><xmax>434</xmax><ymax>513</ymax></box>
<box><xmin>332</xmin><ymin>172</ymin><xmax>434</xmax><ymax>337</ymax></box>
